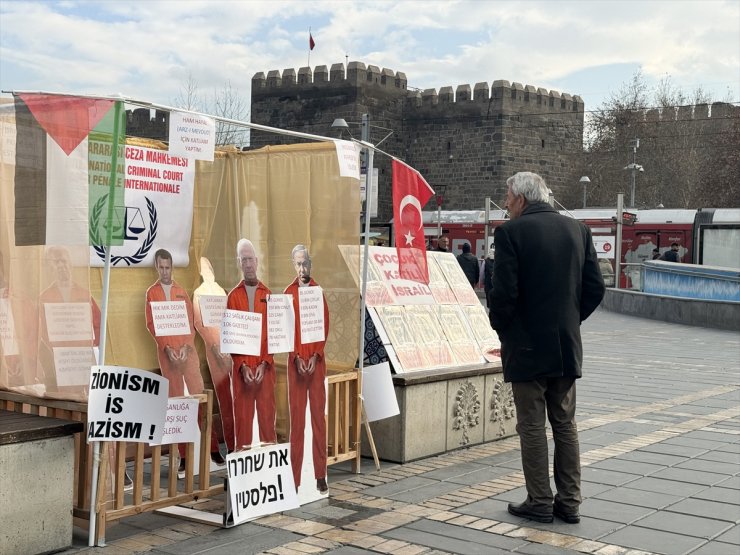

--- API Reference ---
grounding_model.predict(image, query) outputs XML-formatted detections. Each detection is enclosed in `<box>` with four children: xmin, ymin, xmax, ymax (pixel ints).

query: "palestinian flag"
<box><xmin>13</xmin><ymin>93</ymin><xmax>125</xmax><ymax>247</ymax></box>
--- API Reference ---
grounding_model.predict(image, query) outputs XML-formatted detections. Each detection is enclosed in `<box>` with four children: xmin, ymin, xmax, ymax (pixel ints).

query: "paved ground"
<box><xmin>64</xmin><ymin>309</ymin><xmax>740</xmax><ymax>555</ymax></box>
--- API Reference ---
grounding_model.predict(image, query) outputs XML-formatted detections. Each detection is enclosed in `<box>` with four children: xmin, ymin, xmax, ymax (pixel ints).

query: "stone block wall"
<box><xmin>250</xmin><ymin>62</ymin><xmax>585</xmax><ymax>222</ymax></box>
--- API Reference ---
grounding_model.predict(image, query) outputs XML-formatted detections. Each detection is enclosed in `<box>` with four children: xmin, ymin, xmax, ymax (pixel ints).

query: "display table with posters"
<box><xmin>361</xmin><ymin>361</ymin><xmax>515</xmax><ymax>463</ymax></box>
<box><xmin>0</xmin><ymin>410</ymin><xmax>84</xmax><ymax>555</ymax></box>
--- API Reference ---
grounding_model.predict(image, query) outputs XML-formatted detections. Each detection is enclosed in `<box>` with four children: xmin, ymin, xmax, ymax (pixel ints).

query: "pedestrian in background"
<box><xmin>457</xmin><ymin>242</ymin><xmax>479</xmax><ymax>287</ymax></box>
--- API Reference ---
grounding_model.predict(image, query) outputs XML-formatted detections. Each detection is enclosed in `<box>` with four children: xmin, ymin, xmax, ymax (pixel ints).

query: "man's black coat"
<box><xmin>488</xmin><ymin>202</ymin><xmax>605</xmax><ymax>383</ymax></box>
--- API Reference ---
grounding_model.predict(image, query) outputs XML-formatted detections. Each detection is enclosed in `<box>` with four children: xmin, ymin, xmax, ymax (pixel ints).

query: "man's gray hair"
<box><xmin>236</xmin><ymin>238</ymin><xmax>255</xmax><ymax>257</ymax></box>
<box><xmin>291</xmin><ymin>244</ymin><xmax>310</xmax><ymax>262</ymax></box>
<box><xmin>506</xmin><ymin>172</ymin><xmax>550</xmax><ymax>203</ymax></box>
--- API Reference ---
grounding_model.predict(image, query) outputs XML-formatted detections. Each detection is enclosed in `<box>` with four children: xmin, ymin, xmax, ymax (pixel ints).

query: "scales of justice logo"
<box><xmin>90</xmin><ymin>194</ymin><xmax>158</xmax><ymax>266</ymax></box>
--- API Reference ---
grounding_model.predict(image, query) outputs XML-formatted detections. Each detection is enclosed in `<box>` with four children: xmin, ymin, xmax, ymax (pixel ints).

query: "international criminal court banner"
<box><xmin>89</xmin><ymin>144</ymin><xmax>195</xmax><ymax>267</ymax></box>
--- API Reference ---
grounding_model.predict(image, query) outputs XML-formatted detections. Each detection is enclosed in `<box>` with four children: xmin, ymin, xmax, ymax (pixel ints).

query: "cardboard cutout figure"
<box><xmin>193</xmin><ymin>257</ymin><xmax>235</xmax><ymax>453</ymax></box>
<box><xmin>145</xmin><ymin>248</ymin><xmax>221</xmax><ymax>471</ymax></box>
<box><xmin>38</xmin><ymin>245</ymin><xmax>100</xmax><ymax>397</ymax></box>
<box><xmin>284</xmin><ymin>244</ymin><xmax>329</xmax><ymax>496</ymax></box>
<box><xmin>226</xmin><ymin>239</ymin><xmax>276</xmax><ymax>449</ymax></box>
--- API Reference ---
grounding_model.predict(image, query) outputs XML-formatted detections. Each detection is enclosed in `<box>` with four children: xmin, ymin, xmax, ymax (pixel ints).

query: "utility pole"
<box><xmin>615</xmin><ymin>193</ymin><xmax>624</xmax><ymax>289</ymax></box>
<box><xmin>629</xmin><ymin>138</ymin><xmax>639</xmax><ymax>208</ymax></box>
<box><xmin>360</xmin><ymin>113</ymin><xmax>370</xmax><ymax>224</ymax></box>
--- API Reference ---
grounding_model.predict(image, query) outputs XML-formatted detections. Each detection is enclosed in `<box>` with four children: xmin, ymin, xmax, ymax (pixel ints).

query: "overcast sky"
<box><xmin>1</xmin><ymin>0</ymin><xmax>738</xmax><ymax>118</ymax></box>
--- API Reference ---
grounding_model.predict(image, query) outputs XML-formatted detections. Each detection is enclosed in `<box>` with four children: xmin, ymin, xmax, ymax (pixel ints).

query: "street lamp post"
<box><xmin>623</xmin><ymin>138</ymin><xmax>643</xmax><ymax>208</ymax></box>
<box><xmin>580</xmin><ymin>176</ymin><xmax>591</xmax><ymax>208</ymax></box>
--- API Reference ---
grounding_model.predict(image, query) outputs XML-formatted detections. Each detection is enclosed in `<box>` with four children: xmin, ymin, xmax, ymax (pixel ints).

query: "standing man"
<box><xmin>488</xmin><ymin>172</ymin><xmax>604</xmax><ymax>524</ymax></box>
<box><xmin>484</xmin><ymin>239</ymin><xmax>496</xmax><ymax>308</ymax></box>
<box><xmin>145</xmin><ymin>248</ymin><xmax>222</xmax><ymax>472</ymax></box>
<box><xmin>456</xmin><ymin>242</ymin><xmax>479</xmax><ymax>287</ymax></box>
<box><xmin>284</xmin><ymin>245</ymin><xmax>329</xmax><ymax>493</ymax></box>
<box><xmin>659</xmin><ymin>242</ymin><xmax>680</xmax><ymax>262</ymax></box>
<box><xmin>434</xmin><ymin>235</ymin><xmax>450</xmax><ymax>252</ymax></box>
<box><xmin>227</xmin><ymin>239</ymin><xmax>276</xmax><ymax>449</ymax></box>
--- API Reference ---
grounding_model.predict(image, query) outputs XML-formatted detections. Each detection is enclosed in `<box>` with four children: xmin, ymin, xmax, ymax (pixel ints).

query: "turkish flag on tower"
<box><xmin>309</xmin><ymin>32</ymin><xmax>316</xmax><ymax>50</ymax></box>
<box><xmin>392</xmin><ymin>159</ymin><xmax>435</xmax><ymax>284</ymax></box>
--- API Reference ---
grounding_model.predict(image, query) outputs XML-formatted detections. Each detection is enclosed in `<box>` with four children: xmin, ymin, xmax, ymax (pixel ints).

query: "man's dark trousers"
<box><xmin>511</xmin><ymin>376</ymin><xmax>580</xmax><ymax>512</ymax></box>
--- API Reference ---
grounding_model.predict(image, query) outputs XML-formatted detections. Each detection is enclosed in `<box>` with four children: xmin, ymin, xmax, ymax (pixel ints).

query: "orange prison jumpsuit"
<box><xmin>226</xmin><ymin>280</ymin><xmax>276</xmax><ymax>449</ymax></box>
<box><xmin>285</xmin><ymin>278</ymin><xmax>329</xmax><ymax>487</ymax></box>
<box><xmin>145</xmin><ymin>280</ymin><xmax>218</xmax><ymax>457</ymax></box>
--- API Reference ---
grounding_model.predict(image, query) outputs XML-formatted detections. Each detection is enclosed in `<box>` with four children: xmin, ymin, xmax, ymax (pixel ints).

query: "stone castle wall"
<box><xmin>250</xmin><ymin>62</ymin><xmax>585</xmax><ymax>222</ymax></box>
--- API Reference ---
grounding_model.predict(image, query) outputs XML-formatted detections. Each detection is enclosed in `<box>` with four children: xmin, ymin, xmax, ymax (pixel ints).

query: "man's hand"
<box><xmin>178</xmin><ymin>345</ymin><xmax>190</xmax><ymax>361</ymax></box>
<box><xmin>240</xmin><ymin>363</ymin><xmax>254</xmax><ymax>384</ymax></box>
<box><xmin>295</xmin><ymin>356</ymin><xmax>307</xmax><ymax>375</ymax></box>
<box><xmin>254</xmin><ymin>361</ymin><xmax>267</xmax><ymax>384</ymax></box>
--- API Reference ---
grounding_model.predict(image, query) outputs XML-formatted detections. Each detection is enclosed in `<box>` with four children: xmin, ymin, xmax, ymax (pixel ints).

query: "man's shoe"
<box><xmin>553</xmin><ymin>502</ymin><xmax>580</xmax><ymax>524</ymax></box>
<box><xmin>317</xmin><ymin>478</ymin><xmax>328</xmax><ymax>493</ymax></box>
<box><xmin>177</xmin><ymin>458</ymin><xmax>186</xmax><ymax>473</ymax></box>
<box><xmin>507</xmin><ymin>501</ymin><xmax>553</xmax><ymax>523</ymax></box>
<box><xmin>211</xmin><ymin>451</ymin><xmax>226</xmax><ymax>466</ymax></box>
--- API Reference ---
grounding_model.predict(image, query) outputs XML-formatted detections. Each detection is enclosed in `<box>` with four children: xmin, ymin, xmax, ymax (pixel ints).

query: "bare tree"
<box><xmin>173</xmin><ymin>71</ymin><xmax>203</xmax><ymax>112</ymax></box>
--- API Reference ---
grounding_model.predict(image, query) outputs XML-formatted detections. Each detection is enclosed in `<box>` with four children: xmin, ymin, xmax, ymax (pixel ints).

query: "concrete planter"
<box><xmin>362</xmin><ymin>362</ymin><xmax>516</xmax><ymax>463</ymax></box>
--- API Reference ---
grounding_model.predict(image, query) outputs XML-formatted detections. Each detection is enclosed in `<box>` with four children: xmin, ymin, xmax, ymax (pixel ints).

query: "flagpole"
<box><xmin>308</xmin><ymin>27</ymin><xmax>311</xmax><ymax>67</ymax></box>
<box><xmin>89</xmin><ymin>99</ymin><xmax>123</xmax><ymax>547</ymax></box>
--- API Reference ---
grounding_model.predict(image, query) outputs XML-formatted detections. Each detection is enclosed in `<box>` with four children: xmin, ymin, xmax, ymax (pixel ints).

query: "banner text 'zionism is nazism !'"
<box><xmin>87</xmin><ymin>366</ymin><xmax>169</xmax><ymax>444</ymax></box>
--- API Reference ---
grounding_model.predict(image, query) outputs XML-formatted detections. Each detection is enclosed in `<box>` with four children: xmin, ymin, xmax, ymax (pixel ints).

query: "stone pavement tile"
<box><xmin>682</xmin><ymin>430</ymin><xmax>740</xmax><ymax>443</ymax></box>
<box><xmin>624</xmin><ymin>477</ymin><xmax>708</xmax><ymax>497</ymax></box>
<box><xmin>467</xmin><ymin>518</ymin><xmax>500</xmax><ymax>530</ymax></box>
<box><xmin>389</xmin><ymin>544</ymin><xmax>431</xmax><ymax>555</ymax></box>
<box><xmin>687</xmin><ymin>541</ymin><xmax>740</xmax><ymax>555</ymax></box>
<box><xmin>618</xmin><ymin>450</ymin><xmax>688</xmax><ymax>467</ymax></box>
<box><xmin>599</xmin><ymin>527</ymin><xmax>705</xmax><ymax>555</ymax></box>
<box><xmin>581</xmin><ymin>467</ymin><xmax>641</xmax><ymax>487</ymax></box>
<box><xmin>593</xmin><ymin>486</ymin><xmax>683</xmax><ymax>510</ymax></box>
<box><xmin>487</xmin><ymin>522</ymin><xmax>519</xmax><ymax>534</ymax></box>
<box><xmin>513</xmin><ymin>542</ymin><xmax>585</xmax><ymax>555</ymax></box>
<box><xmin>662</xmin><ymin>436</ymin><xmax>727</xmax><ymax>450</ymax></box>
<box><xmin>283</xmin><ymin>520</ymin><xmax>336</xmax><ymax>535</ymax></box>
<box><xmin>476</xmin><ymin>452</ymin><xmax>521</xmax><ymax>466</ymax></box>
<box><xmin>426</xmin><ymin>510</ymin><xmax>459</xmax><ymax>522</ymax></box>
<box><xmin>717</xmin><ymin>476</ymin><xmax>740</xmax><ymax>489</ymax></box>
<box><xmin>362</xmin><ymin>476</ymin><xmax>438</xmax><ymax>497</ymax></box>
<box><xmin>714</xmin><ymin>443</ymin><xmax>740</xmax><ymax>454</ymax></box>
<box><xmin>589</xmin><ymin>422</ymin><xmax>664</xmax><ymax>436</ymax></box>
<box><xmin>525</xmin><ymin>530</ymin><xmax>580</xmax><ymax>548</ymax></box>
<box><xmin>567</xmin><ymin>539</ymin><xmax>607</xmax><ymax>553</ymax></box>
<box><xmin>124</xmin><ymin>512</ymin><xmax>185</xmax><ymax>532</ymax></box>
<box><xmin>674</xmin><ymin>458</ymin><xmax>739</xmax><ymax>475</ymax></box>
<box><xmin>663</xmin><ymin>497</ymin><xmax>740</xmax><ymax>522</ymax></box>
<box><xmin>714</xmin><ymin>524</ymin><xmax>740</xmax><ymax>544</ymax></box>
<box><xmin>579</xmin><ymin>498</ymin><xmax>655</xmax><ymax>524</ymax></box>
<box><xmin>417</xmin><ymin>461</ymin><xmax>489</xmax><ymax>480</ymax></box>
<box><xmin>151</xmin><ymin>528</ymin><xmax>303</xmax><ymax>555</ymax></box>
<box><xmin>315</xmin><ymin>529</ymin><xmax>369</xmax><ymax>543</ymax></box>
<box><xmin>631</xmin><ymin>510</ymin><xmax>733</xmax><ymax>539</ymax></box>
<box><xmin>382</xmin><ymin>518</ymin><xmax>528</xmax><ymax>554</ymax></box>
<box><xmin>369</xmin><ymin>539</ymin><xmax>411</xmax><ymax>553</ymax></box>
<box><xmin>593</xmin><ymin>546</ymin><xmax>631</xmax><ymax>555</ymax></box>
<box><xmin>588</xmin><ymin>458</ymin><xmax>664</xmax><ymax>477</ymax></box>
<box><xmin>348</xmin><ymin>534</ymin><xmax>387</xmax><ymax>549</ymax></box>
<box><xmin>344</xmin><ymin>518</ymin><xmax>399</xmax><ymax>534</ymax></box>
<box><xmin>107</xmin><ymin>537</ymin><xmax>155</xmax><ymax>552</ymax></box>
<box><xmin>696</xmin><ymin>450</ymin><xmax>740</xmax><ymax>464</ymax></box>
<box><xmin>275</xmin><ymin>540</ymin><xmax>326</xmax><ymax>554</ymax></box>
<box><xmin>691</xmin><ymin>486</ymin><xmax>740</xmax><ymax>505</ymax></box>
<box><xmin>443</xmin><ymin>465</ymin><xmax>515</xmax><ymax>485</ymax></box>
<box><xmin>637</xmin><ymin>442</ymin><xmax>708</xmax><ymax>458</ymax></box>
<box><xmin>386</xmin><ymin>481</ymin><xmax>464</xmax><ymax>503</ymax></box>
<box><xmin>127</xmin><ymin>533</ymin><xmax>174</xmax><ymax>547</ymax></box>
<box><xmin>300</xmin><ymin>536</ymin><xmax>341</xmax><ymax>549</ymax></box>
<box><xmin>648</xmin><ymin>467</ymin><xmax>729</xmax><ymax>486</ymax></box>
<box><xmin>150</xmin><ymin>528</ymin><xmax>194</xmax><ymax>542</ymax></box>
<box><xmin>101</xmin><ymin>522</ymin><xmax>147</xmax><ymax>542</ymax></box>
<box><xmin>322</xmin><ymin>547</ymin><xmax>377</xmax><ymax>555</ymax></box>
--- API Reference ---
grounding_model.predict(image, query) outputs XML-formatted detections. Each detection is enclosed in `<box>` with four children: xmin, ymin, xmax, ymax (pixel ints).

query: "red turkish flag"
<box><xmin>392</xmin><ymin>160</ymin><xmax>435</xmax><ymax>284</ymax></box>
<box><xmin>309</xmin><ymin>32</ymin><xmax>316</xmax><ymax>51</ymax></box>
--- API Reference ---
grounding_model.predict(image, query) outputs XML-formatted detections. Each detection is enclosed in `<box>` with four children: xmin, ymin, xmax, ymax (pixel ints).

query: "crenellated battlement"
<box><xmin>623</xmin><ymin>102</ymin><xmax>739</xmax><ymax>122</ymax></box>
<box><xmin>253</xmin><ymin>62</ymin><xmax>584</xmax><ymax>114</ymax></box>
<box><xmin>252</xmin><ymin>61</ymin><xmax>408</xmax><ymax>94</ymax></box>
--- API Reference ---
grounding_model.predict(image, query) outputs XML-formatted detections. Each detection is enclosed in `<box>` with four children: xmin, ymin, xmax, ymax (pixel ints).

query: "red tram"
<box><xmin>416</xmin><ymin>208</ymin><xmax>740</xmax><ymax>288</ymax></box>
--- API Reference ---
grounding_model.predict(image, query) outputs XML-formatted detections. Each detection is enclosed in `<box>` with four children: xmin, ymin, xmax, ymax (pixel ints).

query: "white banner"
<box><xmin>44</xmin><ymin>302</ymin><xmax>94</xmax><ymax>342</ymax></box>
<box><xmin>221</xmin><ymin>309</ymin><xmax>262</xmax><ymax>356</ymax></box>
<box><xmin>362</xmin><ymin>362</ymin><xmax>400</xmax><ymax>422</ymax></box>
<box><xmin>87</xmin><ymin>365</ymin><xmax>169</xmax><ymax>443</ymax></box>
<box><xmin>267</xmin><ymin>295</ymin><xmax>295</xmax><ymax>354</ymax></box>
<box><xmin>150</xmin><ymin>300</ymin><xmax>190</xmax><ymax>337</ymax></box>
<box><xmin>298</xmin><ymin>287</ymin><xmax>325</xmax><ymax>344</ymax></box>
<box><xmin>153</xmin><ymin>397</ymin><xmax>200</xmax><ymax>445</ymax></box>
<box><xmin>198</xmin><ymin>294</ymin><xmax>227</xmax><ymax>328</ymax></box>
<box><xmin>168</xmin><ymin>111</ymin><xmax>216</xmax><ymax>162</ymax></box>
<box><xmin>53</xmin><ymin>346</ymin><xmax>95</xmax><ymax>387</ymax></box>
<box><xmin>227</xmin><ymin>443</ymin><xmax>298</xmax><ymax>524</ymax></box>
<box><xmin>90</xmin><ymin>144</ymin><xmax>195</xmax><ymax>267</ymax></box>
<box><xmin>334</xmin><ymin>140</ymin><xmax>361</xmax><ymax>180</ymax></box>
